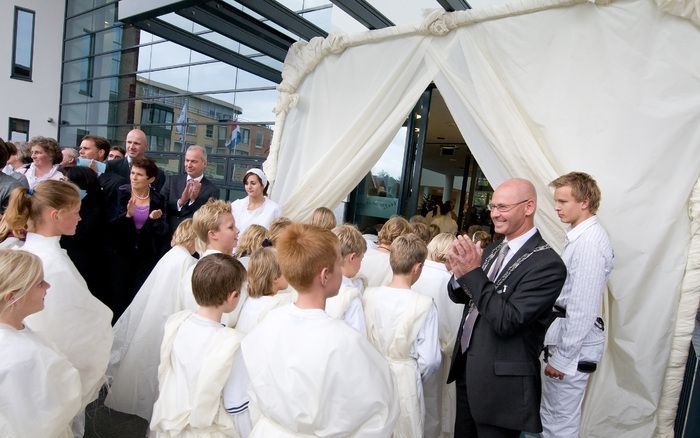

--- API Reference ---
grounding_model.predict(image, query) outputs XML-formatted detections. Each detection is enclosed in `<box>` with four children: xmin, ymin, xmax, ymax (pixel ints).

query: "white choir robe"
<box><xmin>325</xmin><ymin>278</ymin><xmax>366</xmax><ymax>335</ymax></box>
<box><xmin>22</xmin><ymin>233</ymin><xmax>113</xmax><ymax>410</ymax></box>
<box><xmin>179</xmin><ymin>249</ymin><xmax>248</xmax><ymax>327</ymax></box>
<box><xmin>151</xmin><ymin>310</ymin><xmax>248</xmax><ymax>437</ymax></box>
<box><xmin>235</xmin><ymin>293</ymin><xmax>292</xmax><ymax>335</ymax></box>
<box><xmin>363</xmin><ymin>286</ymin><xmax>442</xmax><ymax>438</ymax></box>
<box><xmin>0</xmin><ymin>324</ymin><xmax>82</xmax><ymax>438</ymax></box>
<box><xmin>106</xmin><ymin>245</ymin><xmax>197</xmax><ymax>420</ymax></box>
<box><xmin>242</xmin><ymin>305</ymin><xmax>399</xmax><ymax>437</ymax></box>
<box><xmin>411</xmin><ymin>260</ymin><xmax>464</xmax><ymax>438</ymax></box>
<box><xmin>358</xmin><ymin>247</ymin><xmax>392</xmax><ymax>288</ymax></box>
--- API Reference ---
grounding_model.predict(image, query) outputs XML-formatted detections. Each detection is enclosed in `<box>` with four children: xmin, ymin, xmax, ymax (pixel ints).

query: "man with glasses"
<box><xmin>540</xmin><ymin>172</ymin><xmax>613</xmax><ymax>438</ymax></box>
<box><xmin>447</xmin><ymin>178</ymin><xmax>566</xmax><ymax>438</ymax></box>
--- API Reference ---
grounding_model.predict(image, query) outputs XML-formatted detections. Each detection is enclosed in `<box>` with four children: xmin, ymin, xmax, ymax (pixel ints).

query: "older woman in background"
<box><xmin>17</xmin><ymin>136</ymin><xmax>64</xmax><ymax>188</ymax></box>
<box><xmin>109</xmin><ymin>156</ymin><xmax>168</xmax><ymax>320</ymax></box>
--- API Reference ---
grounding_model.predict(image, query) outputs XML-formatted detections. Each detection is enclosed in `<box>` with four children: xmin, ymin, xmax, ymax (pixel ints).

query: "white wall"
<box><xmin>0</xmin><ymin>0</ymin><xmax>64</xmax><ymax>140</ymax></box>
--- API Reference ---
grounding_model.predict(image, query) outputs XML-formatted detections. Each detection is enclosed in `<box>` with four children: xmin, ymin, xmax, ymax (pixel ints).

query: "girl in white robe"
<box><xmin>151</xmin><ymin>253</ymin><xmax>249</xmax><ymax>437</ymax></box>
<box><xmin>411</xmin><ymin>233</ymin><xmax>463</xmax><ymax>438</ymax></box>
<box><xmin>0</xmin><ymin>249</ymin><xmax>82</xmax><ymax>438</ymax></box>
<box><xmin>236</xmin><ymin>247</ymin><xmax>291</xmax><ymax>335</ymax></box>
<box><xmin>105</xmin><ymin>219</ymin><xmax>198</xmax><ymax>420</ymax></box>
<box><xmin>2</xmin><ymin>181</ymin><xmax>113</xmax><ymax>436</ymax></box>
<box><xmin>358</xmin><ymin>216</ymin><xmax>412</xmax><ymax>287</ymax></box>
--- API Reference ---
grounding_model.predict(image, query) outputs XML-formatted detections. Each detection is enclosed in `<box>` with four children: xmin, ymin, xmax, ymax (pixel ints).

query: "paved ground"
<box><xmin>84</xmin><ymin>389</ymin><xmax>148</xmax><ymax>438</ymax></box>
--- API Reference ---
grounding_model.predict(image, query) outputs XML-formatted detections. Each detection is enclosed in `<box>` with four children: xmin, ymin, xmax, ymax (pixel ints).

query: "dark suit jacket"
<box><xmin>106</xmin><ymin>157</ymin><xmax>166</xmax><ymax>191</ymax></box>
<box><xmin>447</xmin><ymin>231</ymin><xmax>566</xmax><ymax>432</ymax></box>
<box><xmin>160</xmin><ymin>174</ymin><xmax>219</xmax><ymax>232</ymax></box>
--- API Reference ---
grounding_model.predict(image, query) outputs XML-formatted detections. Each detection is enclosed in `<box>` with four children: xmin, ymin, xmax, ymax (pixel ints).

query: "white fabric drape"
<box><xmin>266</xmin><ymin>1</ymin><xmax>700</xmax><ymax>436</ymax></box>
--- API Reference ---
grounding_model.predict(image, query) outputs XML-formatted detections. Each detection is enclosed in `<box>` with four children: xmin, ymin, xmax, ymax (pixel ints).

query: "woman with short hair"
<box><xmin>17</xmin><ymin>136</ymin><xmax>64</xmax><ymax>188</ymax></box>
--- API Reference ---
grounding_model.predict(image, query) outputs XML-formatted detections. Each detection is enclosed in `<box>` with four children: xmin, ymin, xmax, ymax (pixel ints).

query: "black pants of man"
<box><xmin>454</xmin><ymin>379</ymin><xmax>520</xmax><ymax>438</ymax></box>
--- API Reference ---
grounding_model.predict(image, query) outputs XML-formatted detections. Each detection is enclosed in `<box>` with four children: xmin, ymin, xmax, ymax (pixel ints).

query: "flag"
<box><xmin>175</xmin><ymin>100</ymin><xmax>188</xmax><ymax>143</ymax></box>
<box><xmin>225</xmin><ymin>117</ymin><xmax>242</xmax><ymax>150</ymax></box>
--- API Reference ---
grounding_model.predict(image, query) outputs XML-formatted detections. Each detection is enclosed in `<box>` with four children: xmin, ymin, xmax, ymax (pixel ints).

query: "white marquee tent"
<box><xmin>265</xmin><ymin>0</ymin><xmax>700</xmax><ymax>436</ymax></box>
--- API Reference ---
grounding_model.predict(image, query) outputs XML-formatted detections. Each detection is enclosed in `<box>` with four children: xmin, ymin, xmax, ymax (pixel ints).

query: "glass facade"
<box><xmin>59</xmin><ymin>0</ymin><xmax>332</xmax><ymax>199</ymax></box>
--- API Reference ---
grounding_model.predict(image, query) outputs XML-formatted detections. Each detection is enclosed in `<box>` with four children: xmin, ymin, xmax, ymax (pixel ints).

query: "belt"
<box><xmin>552</xmin><ymin>305</ymin><xmax>604</xmax><ymax>331</ymax></box>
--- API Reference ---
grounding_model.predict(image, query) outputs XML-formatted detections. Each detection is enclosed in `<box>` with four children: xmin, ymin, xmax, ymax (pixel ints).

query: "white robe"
<box><xmin>230</xmin><ymin>197</ymin><xmax>281</xmax><ymax>236</ymax></box>
<box><xmin>241</xmin><ymin>304</ymin><xmax>398</xmax><ymax>437</ymax></box>
<box><xmin>21</xmin><ymin>232</ymin><xmax>113</xmax><ymax>409</ymax></box>
<box><xmin>179</xmin><ymin>249</ymin><xmax>248</xmax><ymax>327</ymax></box>
<box><xmin>105</xmin><ymin>245</ymin><xmax>197</xmax><ymax>420</ymax></box>
<box><xmin>0</xmin><ymin>324</ymin><xmax>82</xmax><ymax>438</ymax></box>
<box><xmin>151</xmin><ymin>311</ymin><xmax>245</xmax><ymax>437</ymax></box>
<box><xmin>235</xmin><ymin>294</ymin><xmax>292</xmax><ymax>335</ymax></box>
<box><xmin>358</xmin><ymin>247</ymin><xmax>392</xmax><ymax>288</ymax></box>
<box><xmin>411</xmin><ymin>260</ymin><xmax>464</xmax><ymax>438</ymax></box>
<box><xmin>363</xmin><ymin>286</ymin><xmax>441</xmax><ymax>438</ymax></box>
<box><xmin>325</xmin><ymin>283</ymin><xmax>366</xmax><ymax>335</ymax></box>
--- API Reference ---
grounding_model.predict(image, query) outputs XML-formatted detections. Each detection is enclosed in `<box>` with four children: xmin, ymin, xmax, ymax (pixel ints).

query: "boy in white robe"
<box><xmin>179</xmin><ymin>200</ymin><xmax>247</xmax><ymax>326</ymax></box>
<box><xmin>411</xmin><ymin>233</ymin><xmax>463</xmax><ymax>438</ymax></box>
<box><xmin>328</xmin><ymin>224</ymin><xmax>368</xmax><ymax>334</ymax></box>
<box><xmin>363</xmin><ymin>233</ymin><xmax>442</xmax><ymax>438</ymax></box>
<box><xmin>242</xmin><ymin>223</ymin><xmax>398</xmax><ymax>437</ymax></box>
<box><xmin>106</xmin><ymin>219</ymin><xmax>198</xmax><ymax>420</ymax></box>
<box><xmin>151</xmin><ymin>253</ymin><xmax>250</xmax><ymax>437</ymax></box>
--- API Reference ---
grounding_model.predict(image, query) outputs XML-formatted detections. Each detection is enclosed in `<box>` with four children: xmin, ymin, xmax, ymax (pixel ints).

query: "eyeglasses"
<box><xmin>487</xmin><ymin>199</ymin><xmax>530</xmax><ymax>212</ymax></box>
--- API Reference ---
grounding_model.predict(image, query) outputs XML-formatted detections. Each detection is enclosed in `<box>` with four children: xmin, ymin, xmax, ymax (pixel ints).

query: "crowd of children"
<box><xmin>0</xmin><ymin>177</ymin><xmax>470</xmax><ymax>438</ymax></box>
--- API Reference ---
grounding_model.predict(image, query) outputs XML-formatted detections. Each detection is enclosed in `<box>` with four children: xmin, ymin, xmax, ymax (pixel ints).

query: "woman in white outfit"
<box><xmin>0</xmin><ymin>249</ymin><xmax>82</xmax><ymax>438</ymax></box>
<box><xmin>230</xmin><ymin>168</ymin><xmax>281</xmax><ymax>236</ymax></box>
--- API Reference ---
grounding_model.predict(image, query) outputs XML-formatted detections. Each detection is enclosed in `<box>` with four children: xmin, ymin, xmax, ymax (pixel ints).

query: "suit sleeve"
<box><xmin>448</xmin><ymin>276</ymin><xmax>471</xmax><ymax>305</ymax></box>
<box><xmin>456</xmin><ymin>255</ymin><xmax>566</xmax><ymax>337</ymax></box>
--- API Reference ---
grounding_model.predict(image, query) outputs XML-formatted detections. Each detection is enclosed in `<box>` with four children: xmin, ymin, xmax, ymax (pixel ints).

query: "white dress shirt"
<box><xmin>544</xmin><ymin>215</ymin><xmax>613</xmax><ymax>375</ymax></box>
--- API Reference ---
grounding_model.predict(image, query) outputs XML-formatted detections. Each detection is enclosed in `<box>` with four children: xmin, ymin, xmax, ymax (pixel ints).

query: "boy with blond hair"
<box><xmin>151</xmin><ymin>253</ymin><xmax>250</xmax><ymax>437</ymax></box>
<box><xmin>363</xmin><ymin>233</ymin><xmax>441</xmax><ymax>438</ymax></box>
<box><xmin>241</xmin><ymin>224</ymin><xmax>398</xmax><ymax>437</ymax></box>
<box><xmin>327</xmin><ymin>224</ymin><xmax>367</xmax><ymax>334</ymax></box>
<box><xmin>179</xmin><ymin>200</ymin><xmax>243</xmax><ymax>320</ymax></box>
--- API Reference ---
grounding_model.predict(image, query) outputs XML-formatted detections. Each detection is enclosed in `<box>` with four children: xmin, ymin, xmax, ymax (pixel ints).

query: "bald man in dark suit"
<box><xmin>447</xmin><ymin>178</ymin><xmax>566</xmax><ymax>438</ymax></box>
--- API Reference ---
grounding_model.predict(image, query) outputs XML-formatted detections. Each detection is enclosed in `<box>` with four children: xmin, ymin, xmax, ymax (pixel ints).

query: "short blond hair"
<box><xmin>332</xmin><ymin>224</ymin><xmax>367</xmax><ymax>257</ymax></box>
<box><xmin>427</xmin><ymin>232</ymin><xmax>456</xmax><ymax>263</ymax></box>
<box><xmin>409</xmin><ymin>214</ymin><xmax>428</xmax><ymax>225</ymax></box>
<box><xmin>550</xmin><ymin>171</ymin><xmax>602</xmax><ymax>214</ymax></box>
<box><xmin>235</xmin><ymin>224</ymin><xmax>267</xmax><ymax>257</ymax></box>
<box><xmin>0</xmin><ymin>250</ymin><xmax>44</xmax><ymax>314</ymax></box>
<box><xmin>171</xmin><ymin>218</ymin><xmax>197</xmax><ymax>247</ymax></box>
<box><xmin>390</xmin><ymin>233</ymin><xmax>427</xmax><ymax>275</ymax></box>
<box><xmin>247</xmin><ymin>247</ymin><xmax>282</xmax><ymax>298</ymax></box>
<box><xmin>192</xmin><ymin>253</ymin><xmax>246</xmax><ymax>306</ymax></box>
<box><xmin>267</xmin><ymin>217</ymin><xmax>292</xmax><ymax>246</ymax></box>
<box><xmin>429</xmin><ymin>223</ymin><xmax>440</xmax><ymax>240</ymax></box>
<box><xmin>410</xmin><ymin>222</ymin><xmax>431</xmax><ymax>245</ymax></box>
<box><xmin>276</xmin><ymin>223</ymin><xmax>339</xmax><ymax>290</ymax></box>
<box><xmin>192</xmin><ymin>199</ymin><xmax>232</xmax><ymax>243</ymax></box>
<box><xmin>377</xmin><ymin>216</ymin><xmax>411</xmax><ymax>246</ymax></box>
<box><xmin>309</xmin><ymin>207</ymin><xmax>336</xmax><ymax>230</ymax></box>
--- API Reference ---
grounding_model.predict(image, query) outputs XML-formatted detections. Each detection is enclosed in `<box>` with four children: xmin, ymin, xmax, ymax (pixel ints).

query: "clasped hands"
<box><xmin>179</xmin><ymin>180</ymin><xmax>202</xmax><ymax>206</ymax></box>
<box><xmin>448</xmin><ymin>234</ymin><xmax>483</xmax><ymax>279</ymax></box>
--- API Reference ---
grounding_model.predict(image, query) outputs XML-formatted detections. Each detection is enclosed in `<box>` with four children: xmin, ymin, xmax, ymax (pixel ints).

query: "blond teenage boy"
<box><xmin>363</xmin><ymin>233</ymin><xmax>441</xmax><ymax>438</ymax></box>
<box><xmin>151</xmin><ymin>253</ymin><xmax>250</xmax><ymax>437</ymax></box>
<box><xmin>241</xmin><ymin>224</ymin><xmax>398</xmax><ymax>437</ymax></box>
<box><xmin>179</xmin><ymin>200</ymin><xmax>245</xmax><ymax>324</ymax></box>
<box><xmin>327</xmin><ymin>224</ymin><xmax>368</xmax><ymax>334</ymax></box>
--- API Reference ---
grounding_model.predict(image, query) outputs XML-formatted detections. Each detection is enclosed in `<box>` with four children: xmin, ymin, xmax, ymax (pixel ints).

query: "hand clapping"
<box><xmin>448</xmin><ymin>234</ymin><xmax>483</xmax><ymax>278</ymax></box>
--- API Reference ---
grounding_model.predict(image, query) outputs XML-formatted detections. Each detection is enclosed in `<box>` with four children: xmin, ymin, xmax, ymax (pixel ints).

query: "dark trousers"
<box><xmin>455</xmin><ymin>378</ymin><xmax>521</xmax><ymax>438</ymax></box>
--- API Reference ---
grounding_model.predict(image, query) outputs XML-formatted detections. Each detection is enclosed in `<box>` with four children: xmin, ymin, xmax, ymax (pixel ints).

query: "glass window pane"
<box><xmin>12</xmin><ymin>8</ymin><xmax>35</xmax><ymax>79</ymax></box>
<box><xmin>65</xmin><ymin>4</ymin><xmax>117</xmax><ymax>39</ymax></box>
